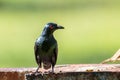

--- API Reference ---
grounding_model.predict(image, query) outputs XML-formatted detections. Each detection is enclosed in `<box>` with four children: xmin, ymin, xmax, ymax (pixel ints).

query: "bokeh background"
<box><xmin>0</xmin><ymin>0</ymin><xmax>120</xmax><ymax>67</ymax></box>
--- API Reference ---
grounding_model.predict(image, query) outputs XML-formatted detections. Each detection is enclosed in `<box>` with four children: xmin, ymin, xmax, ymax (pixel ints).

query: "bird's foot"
<box><xmin>33</xmin><ymin>70</ymin><xmax>42</xmax><ymax>75</ymax></box>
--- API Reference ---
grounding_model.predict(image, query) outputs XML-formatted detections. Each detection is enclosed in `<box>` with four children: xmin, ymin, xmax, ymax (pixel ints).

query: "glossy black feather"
<box><xmin>34</xmin><ymin>42</ymin><xmax>41</xmax><ymax>67</ymax></box>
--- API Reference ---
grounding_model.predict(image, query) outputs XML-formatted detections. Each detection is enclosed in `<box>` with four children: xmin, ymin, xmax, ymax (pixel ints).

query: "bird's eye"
<box><xmin>50</xmin><ymin>26</ymin><xmax>54</xmax><ymax>30</ymax></box>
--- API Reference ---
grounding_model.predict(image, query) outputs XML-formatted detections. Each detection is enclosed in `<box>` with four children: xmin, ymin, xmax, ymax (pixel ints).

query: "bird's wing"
<box><xmin>53</xmin><ymin>45</ymin><xmax>58</xmax><ymax>65</ymax></box>
<box><xmin>34</xmin><ymin>42</ymin><xmax>41</xmax><ymax>65</ymax></box>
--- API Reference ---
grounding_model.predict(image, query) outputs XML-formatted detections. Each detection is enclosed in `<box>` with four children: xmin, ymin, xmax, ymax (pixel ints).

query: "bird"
<box><xmin>34</xmin><ymin>22</ymin><xmax>64</xmax><ymax>73</ymax></box>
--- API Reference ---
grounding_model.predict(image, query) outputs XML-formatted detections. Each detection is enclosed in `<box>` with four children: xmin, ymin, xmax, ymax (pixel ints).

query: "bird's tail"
<box><xmin>43</xmin><ymin>61</ymin><xmax>51</xmax><ymax>69</ymax></box>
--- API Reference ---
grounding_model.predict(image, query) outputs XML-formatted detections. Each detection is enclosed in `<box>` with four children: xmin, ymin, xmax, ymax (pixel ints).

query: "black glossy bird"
<box><xmin>34</xmin><ymin>22</ymin><xmax>64</xmax><ymax>73</ymax></box>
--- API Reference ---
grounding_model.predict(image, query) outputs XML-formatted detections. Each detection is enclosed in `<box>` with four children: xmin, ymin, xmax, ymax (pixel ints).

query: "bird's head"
<box><xmin>45</xmin><ymin>22</ymin><xmax>64</xmax><ymax>31</ymax></box>
<box><xmin>42</xmin><ymin>22</ymin><xmax>64</xmax><ymax>36</ymax></box>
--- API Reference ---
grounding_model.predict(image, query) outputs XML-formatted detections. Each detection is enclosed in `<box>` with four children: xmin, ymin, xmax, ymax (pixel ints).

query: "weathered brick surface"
<box><xmin>26</xmin><ymin>72</ymin><xmax>120</xmax><ymax>80</ymax></box>
<box><xmin>0</xmin><ymin>68</ymin><xmax>35</xmax><ymax>80</ymax></box>
<box><xmin>0</xmin><ymin>64</ymin><xmax>120</xmax><ymax>80</ymax></box>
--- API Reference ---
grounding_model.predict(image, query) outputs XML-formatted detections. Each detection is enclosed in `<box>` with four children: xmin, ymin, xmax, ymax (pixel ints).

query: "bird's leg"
<box><xmin>52</xmin><ymin>66</ymin><xmax>54</xmax><ymax>73</ymax></box>
<box><xmin>35</xmin><ymin>64</ymin><xmax>41</xmax><ymax>74</ymax></box>
<box><xmin>46</xmin><ymin>66</ymin><xmax>54</xmax><ymax>74</ymax></box>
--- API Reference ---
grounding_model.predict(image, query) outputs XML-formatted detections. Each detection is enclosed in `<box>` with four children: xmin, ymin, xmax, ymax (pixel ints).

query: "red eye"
<box><xmin>50</xmin><ymin>26</ymin><xmax>53</xmax><ymax>29</ymax></box>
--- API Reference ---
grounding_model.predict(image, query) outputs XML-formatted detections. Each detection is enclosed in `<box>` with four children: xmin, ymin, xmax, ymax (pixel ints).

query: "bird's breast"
<box><xmin>42</xmin><ymin>39</ymin><xmax>56</xmax><ymax>52</ymax></box>
<box><xmin>36</xmin><ymin>36</ymin><xmax>57</xmax><ymax>53</ymax></box>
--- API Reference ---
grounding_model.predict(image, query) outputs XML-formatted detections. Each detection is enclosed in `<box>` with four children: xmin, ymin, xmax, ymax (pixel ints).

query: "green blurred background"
<box><xmin>0</xmin><ymin>0</ymin><xmax>120</xmax><ymax>67</ymax></box>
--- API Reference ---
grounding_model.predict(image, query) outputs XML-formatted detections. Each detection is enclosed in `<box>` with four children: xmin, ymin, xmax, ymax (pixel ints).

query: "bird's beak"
<box><xmin>57</xmin><ymin>25</ymin><xmax>64</xmax><ymax>29</ymax></box>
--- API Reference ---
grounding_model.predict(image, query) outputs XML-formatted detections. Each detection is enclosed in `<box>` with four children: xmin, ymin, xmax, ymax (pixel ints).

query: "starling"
<box><xmin>34</xmin><ymin>22</ymin><xmax>64</xmax><ymax>73</ymax></box>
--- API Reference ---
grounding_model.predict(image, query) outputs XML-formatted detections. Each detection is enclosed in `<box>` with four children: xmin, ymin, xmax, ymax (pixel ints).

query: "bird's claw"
<box><xmin>33</xmin><ymin>71</ymin><xmax>42</xmax><ymax>75</ymax></box>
